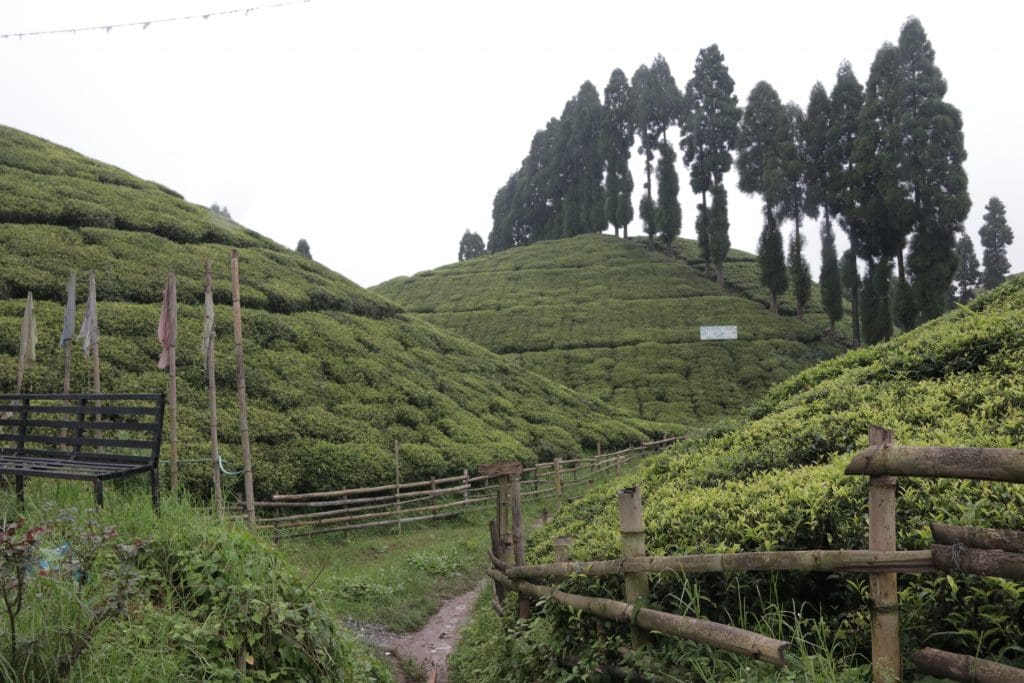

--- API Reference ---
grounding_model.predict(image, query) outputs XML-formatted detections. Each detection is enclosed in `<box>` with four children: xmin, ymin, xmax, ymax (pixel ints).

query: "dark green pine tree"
<box><xmin>819</xmin><ymin>222</ymin><xmax>843</xmax><ymax>331</ymax></box>
<box><xmin>840</xmin><ymin>249</ymin><xmax>862</xmax><ymax>347</ymax></box>
<box><xmin>631</xmin><ymin>56</ymin><xmax>684</xmax><ymax>232</ymax></box>
<box><xmin>952</xmin><ymin>234</ymin><xmax>981</xmax><ymax>303</ymax></box>
<box><xmin>803</xmin><ymin>82</ymin><xmax>830</xmax><ymax>226</ymax></box>
<box><xmin>680</xmin><ymin>44</ymin><xmax>741</xmax><ymax>280</ymax></box>
<box><xmin>780</xmin><ymin>102</ymin><xmax>810</xmax><ymax>319</ymax></box>
<box><xmin>826</xmin><ymin>63</ymin><xmax>863</xmax><ymax>226</ymax></box>
<box><xmin>979</xmin><ymin>196</ymin><xmax>1014</xmax><ymax>290</ymax></box>
<box><xmin>601</xmin><ymin>69</ymin><xmax>634</xmax><ymax>238</ymax></box>
<box><xmin>656</xmin><ymin>142</ymin><xmax>681</xmax><ymax>254</ymax></box>
<box><xmin>708</xmin><ymin>184</ymin><xmax>730</xmax><ymax>284</ymax></box>
<box><xmin>899</xmin><ymin>18</ymin><xmax>971</xmax><ymax>323</ymax></box>
<box><xmin>737</xmin><ymin>81</ymin><xmax>791</xmax><ymax>313</ymax></box>
<box><xmin>458</xmin><ymin>230</ymin><xmax>486</xmax><ymax>261</ymax></box>
<box><xmin>695</xmin><ymin>206</ymin><xmax>710</xmax><ymax>272</ymax></box>
<box><xmin>296</xmin><ymin>239</ymin><xmax>312</xmax><ymax>260</ymax></box>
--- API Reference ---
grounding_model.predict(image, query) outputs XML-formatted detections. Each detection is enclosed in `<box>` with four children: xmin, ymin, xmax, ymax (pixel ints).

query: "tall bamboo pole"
<box><xmin>509</xmin><ymin>473</ymin><xmax>529</xmax><ymax>619</ymax></box>
<box><xmin>553</xmin><ymin>457</ymin><xmax>562</xmax><ymax>511</ymax></box>
<box><xmin>88</xmin><ymin>273</ymin><xmax>100</xmax><ymax>394</ymax></box>
<box><xmin>868</xmin><ymin>426</ymin><xmax>900</xmax><ymax>682</ymax></box>
<box><xmin>394</xmin><ymin>441</ymin><xmax>402</xmax><ymax>535</ymax></box>
<box><xmin>230</xmin><ymin>250</ymin><xmax>256</xmax><ymax>530</ymax></box>
<box><xmin>204</xmin><ymin>260</ymin><xmax>224</xmax><ymax>520</ymax></box>
<box><xmin>619</xmin><ymin>486</ymin><xmax>650</xmax><ymax>646</ymax></box>
<box><xmin>166</xmin><ymin>273</ymin><xmax>179</xmax><ymax>493</ymax></box>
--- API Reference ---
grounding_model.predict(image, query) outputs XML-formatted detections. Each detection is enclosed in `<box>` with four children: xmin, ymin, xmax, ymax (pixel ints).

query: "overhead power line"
<box><xmin>1</xmin><ymin>0</ymin><xmax>314</xmax><ymax>40</ymax></box>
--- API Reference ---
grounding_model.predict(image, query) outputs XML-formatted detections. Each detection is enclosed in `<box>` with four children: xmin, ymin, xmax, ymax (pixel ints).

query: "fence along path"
<box><xmin>250</xmin><ymin>437</ymin><xmax>681</xmax><ymax>537</ymax></box>
<box><xmin>484</xmin><ymin>427</ymin><xmax>1024</xmax><ymax>683</ymax></box>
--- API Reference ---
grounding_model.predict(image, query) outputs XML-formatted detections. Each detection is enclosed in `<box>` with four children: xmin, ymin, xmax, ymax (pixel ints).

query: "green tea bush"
<box><xmin>0</xmin><ymin>126</ymin><xmax>651</xmax><ymax>499</ymax></box>
<box><xmin>458</xmin><ymin>276</ymin><xmax>1024</xmax><ymax>680</ymax></box>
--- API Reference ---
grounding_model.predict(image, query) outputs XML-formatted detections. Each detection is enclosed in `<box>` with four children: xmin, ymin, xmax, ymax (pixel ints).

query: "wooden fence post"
<box><xmin>229</xmin><ymin>251</ymin><xmax>256</xmax><ymax>531</ymax></box>
<box><xmin>868</xmin><ymin>426</ymin><xmax>900</xmax><ymax>682</ymax></box>
<box><xmin>510</xmin><ymin>472</ymin><xmax>530</xmax><ymax>619</ymax></box>
<box><xmin>462</xmin><ymin>469</ymin><xmax>469</xmax><ymax>512</ymax></box>
<box><xmin>553</xmin><ymin>457</ymin><xmax>562</xmax><ymax>511</ymax></box>
<box><xmin>618</xmin><ymin>486</ymin><xmax>650</xmax><ymax>646</ymax></box>
<box><xmin>554</xmin><ymin>536</ymin><xmax>572</xmax><ymax>563</ymax></box>
<box><xmin>489</xmin><ymin>519</ymin><xmax>506</xmax><ymax>606</ymax></box>
<box><xmin>615</xmin><ymin>450</ymin><xmax>621</xmax><ymax>476</ymax></box>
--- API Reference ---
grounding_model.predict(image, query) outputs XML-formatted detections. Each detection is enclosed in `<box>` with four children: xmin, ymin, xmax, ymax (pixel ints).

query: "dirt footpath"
<box><xmin>347</xmin><ymin>581</ymin><xmax>484</xmax><ymax>682</ymax></box>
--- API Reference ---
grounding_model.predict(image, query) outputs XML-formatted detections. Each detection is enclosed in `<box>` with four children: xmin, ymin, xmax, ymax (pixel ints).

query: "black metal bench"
<box><xmin>0</xmin><ymin>393</ymin><xmax>164</xmax><ymax>510</ymax></box>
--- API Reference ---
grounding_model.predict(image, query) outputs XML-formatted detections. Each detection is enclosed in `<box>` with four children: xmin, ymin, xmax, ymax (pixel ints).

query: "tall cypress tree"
<box><xmin>788</xmin><ymin>229</ymin><xmax>812</xmax><ymax>321</ymax></box>
<box><xmin>708</xmin><ymin>184</ymin><xmax>730</xmax><ymax>285</ymax></box>
<box><xmin>952</xmin><ymin>234</ymin><xmax>981</xmax><ymax>303</ymax></box>
<box><xmin>557</xmin><ymin>82</ymin><xmax>606</xmax><ymax>236</ymax></box>
<box><xmin>737</xmin><ymin>81</ymin><xmax>791</xmax><ymax>313</ymax></box>
<box><xmin>680</xmin><ymin>44</ymin><xmax>741</xmax><ymax>279</ymax></box>
<box><xmin>899</xmin><ymin>18</ymin><xmax>970</xmax><ymax>323</ymax></box>
<box><xmin>860</xmin><ymin>259</ymin><xmax>893</xmax><ymax>344</ymax></box>
<box><xmin>780</xmin><ymin>102</ymin><xmax>810</xmax><ymax>318</ymax></box>
<box><xmin>819</xmin><ymin>223</ymin><xmax>843</xmax><ymax>331</ymax></box>
<box><xmin>656</xmin><ymin>142</ymin><xmax>681</xmax><ymax>253</ymax></box>
<box><xmin>979</xmin><ymin>196</ymin><xmax>1014</xmax><ymax>289</ymax></box>
<box><xmin>640</xmin><ymin>195</ymin><xmax>657</xmax><ymax>249</ymax></box>
<box><xmin>601</xmin><ymin>69</ymin><xmax>634</xmax><ymax>238</ymax></box>
<box><xmin>632</xmin><ymin>56</ymin><xmax>684</xmax><ymax>240</ymax></box>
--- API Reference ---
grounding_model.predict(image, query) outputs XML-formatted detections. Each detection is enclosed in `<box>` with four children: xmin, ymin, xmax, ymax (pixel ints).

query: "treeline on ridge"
<box><xmin>483</xmin><ymin>17</ymin><xmax>1014</xmax><ymax>343</ymax></box>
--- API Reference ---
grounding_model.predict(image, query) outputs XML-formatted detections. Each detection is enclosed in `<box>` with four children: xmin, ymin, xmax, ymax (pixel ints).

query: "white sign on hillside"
<box><xmin>700</xmin><ymin>325</ymin><xmax>738</xmax><ymax>341</ymax></box>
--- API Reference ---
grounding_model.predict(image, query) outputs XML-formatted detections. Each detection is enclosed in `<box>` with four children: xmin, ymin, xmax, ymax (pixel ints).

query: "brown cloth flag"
<box><xmin>157</xmin><ymin>277</ymin><xmax>176</xmax><ymax>369</ymax></box>
<box><xmin>201</xmin><ymin>281</ymin><xmax>215</xmax><ymax>367</ymax></box>
<box><xmin>18</xmin><ymin>291</ymin><xmax>37</xmax><ymax>369</ymax></box>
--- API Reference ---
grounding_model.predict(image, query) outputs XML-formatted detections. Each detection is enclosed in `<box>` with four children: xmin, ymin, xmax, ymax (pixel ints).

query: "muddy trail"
<box><xmin>347</xmin><ymin>580</ymin><xmax>484</xmax><ymax>682</ymax></box>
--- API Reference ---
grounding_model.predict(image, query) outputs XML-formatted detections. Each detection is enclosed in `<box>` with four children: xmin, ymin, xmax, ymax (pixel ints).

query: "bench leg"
<box><xmin>15</xmin><ymin>475</ymin><xmax>24</xmax><ymax>508</ymax></box>
<box><xmin>93</xmin><ymin>480</ymin><xmax>104</xmax><ymax>508</ymax></box>
<box><xmin>150</xmin><ymin>468</ymin><xmax>160</xmax><ymax>515</ymax></box>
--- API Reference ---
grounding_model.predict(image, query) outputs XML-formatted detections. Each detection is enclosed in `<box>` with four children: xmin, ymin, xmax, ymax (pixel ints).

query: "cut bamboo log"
<box><xmin>931</xmin><ymin>545</ymin><xmax>1024</xmax><ymax>580</ymax></box>
<box><xmin>867</xmin><ymin>427</ymin><xmax>900</xmax><ymax>683</ymax></box>
<box><xmin>619</xmin><ymin>486</ymin><xmax>649</xmax><ymax>647</ymax></box>
<box><xmin>260</xmin><ymin>484</ymin><xmax>471</xmax><ymax>523</ymax></box>
<box><xmin>930</xmin><ymin>522</ymin><xmax>1024</xmax><ymax>554</ymax></box>
<box><xmin>264</xmin><ymin>497</ymin><xmax>471</xmax><ymax>530</ymax></box>
<box><xmin>487</xmin><ymin>569</ymin><xmax>789</xmax><ymax>667</ymax></box>
<box><xmin>272</xmin><ymin>472</ymin><xmax>470</xmax><ymax>500</ymax></box>
<box><xmin>166</xmin><ymin>272</ymin><xmax>179</xmax><ymax>493</ymax></box>
<box><xmin>283</xmin><ymin>510</ymin><xmax>462</xmax><ymax>538</ymax></box>
<box><xmin>846</xmin><ymin>445</ymin><xmax>1024</xmax><ymax>483</ymax></box>
<box><xmin>911</xmin><ymin>647</ymin><xmax>1024</xmax><ymax>683</ymax></box>
<box><xmin>504</xmin><ymin>549</ymin><xmax>936</xmax><ymax>581</ymax></box>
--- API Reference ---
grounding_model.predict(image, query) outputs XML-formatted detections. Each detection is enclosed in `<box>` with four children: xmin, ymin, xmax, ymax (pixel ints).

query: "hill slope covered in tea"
<box><xmin>453</xmin><ymin>275</ymin><xmax>1024</xmax><ymax>681</ymax></box>
<box><xmin>0</xmin><ymin>125</ymin><xmax>652</xmax><ymax>498</ymax></box>
<box><xmin>375</xmin><ymin>234</ymin><xmax>848</xmax><ymax>430</ymax></box>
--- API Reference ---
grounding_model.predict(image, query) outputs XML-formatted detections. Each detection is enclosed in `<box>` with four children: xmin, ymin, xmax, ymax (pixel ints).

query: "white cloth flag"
<box><xmin>79</xmin><ymin>273</ymin><xmax>99</xmax><ymax>357</ymax></box>
<box><xmin>60</xmin><ymin>272</ymin><xmax>76</xmax><ymax>348</ymax></box>
<box><xmin>201</xmin><ymin>284</ymin><xmax>215</xmax><ymax>368</ymax></box>
<box><xmin>157</xmin><ymin>281</ymin><xmax>174</xmax><ymax>369</ymax></box>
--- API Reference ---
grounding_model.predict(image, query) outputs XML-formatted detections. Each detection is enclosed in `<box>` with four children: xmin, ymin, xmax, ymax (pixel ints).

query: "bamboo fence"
<box><xmin>484</xmin><ymin>427</ymin><xmax>1024</xmax><ymax>683</ymax></box>
<box><xmin>249</xmin><ymin>436</ymin><xmax>681</xmax><ymax>537</ymax></box>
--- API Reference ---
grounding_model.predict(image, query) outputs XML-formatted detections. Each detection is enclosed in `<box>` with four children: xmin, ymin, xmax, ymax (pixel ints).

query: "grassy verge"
<box><xmin>0</xmin><ymin>480</ymin><xmax>389</xmax><ymax>681</ymax></box>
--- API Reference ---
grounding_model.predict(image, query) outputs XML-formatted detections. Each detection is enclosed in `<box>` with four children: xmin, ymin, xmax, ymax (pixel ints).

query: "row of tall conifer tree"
<box><xmin>484</xmin><ymin>17</ymin><xmax>1014</xmax><ymax>344</ymax></box>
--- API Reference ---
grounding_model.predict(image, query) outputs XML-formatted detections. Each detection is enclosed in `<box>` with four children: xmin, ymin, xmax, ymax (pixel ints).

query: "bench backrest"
<box><xmin>0</xmin><ymin>393</ymin><xmax>164</xmax><ymax>467</ymax></box>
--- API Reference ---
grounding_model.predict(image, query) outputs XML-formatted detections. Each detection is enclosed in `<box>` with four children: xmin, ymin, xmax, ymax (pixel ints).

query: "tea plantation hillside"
<box><xmin>453</xmin><ymin>276</ymin><xmax>1024</xmax><ymax>681</ymax></box>
<box><xmin>374</xmin><ymin>235</ymin><xmax>848</xmax><ymax>430</ymax></box>
<box><xmin>0</xmin><ymin>125</ymin><xmax>652</xmax><ymax>498</ymax></box>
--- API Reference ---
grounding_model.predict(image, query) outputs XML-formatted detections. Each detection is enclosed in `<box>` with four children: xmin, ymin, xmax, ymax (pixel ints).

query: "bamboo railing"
<box><xmin>485</xmin><ymin>427</ymin><xmax>1024</xmax><ymax>682</ymax></box>
<box><xmin>252</xmin><ymin>436</ymin><xmax>681</xmax><ymax>536</ymax></box>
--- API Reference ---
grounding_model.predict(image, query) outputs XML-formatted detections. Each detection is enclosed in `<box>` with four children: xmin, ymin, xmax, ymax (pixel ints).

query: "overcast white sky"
<box><xmin>1</xmin><ymin>1</ymin><xmax>1020</xmax><ymax>287</ymax></box>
